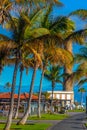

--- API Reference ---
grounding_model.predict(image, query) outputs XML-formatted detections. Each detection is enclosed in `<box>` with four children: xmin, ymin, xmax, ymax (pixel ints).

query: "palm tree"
<box><xmin>1</xmin><ymin>7</ymin><xmax>51</xmax><ymax>129</ymax></box>
<box><xmin>72</xmin><ymin>46</ymin><xmax>87</xmax><ymax>83</ymax></box>
<box><xmin>14</xmin><ymin>64</ymin><xmax>24</xmax><ymax>119</ymax></box>
<box><xmin>17</xmin><ymin>42</ymin><xmax>43</xmax><ymax>124</ymax></box>
<box><xmin>17</xmin><ymin>5</ymin><xmax>75</xmax><ymax>123</ymax></box>
<box><xmin>39</xmin><ymin>6</ymin><xmax>87</xmax><ymax>91</ymax></box>
<box><xmin>63</xmin><ymin>27</ymin><xmax>87</xmax><ymax>91</ymax></box>
<box><xmin>78</xmin><ymin>87</ymin><xmax>86</xmax><ymax>106</ymax></box>
<box><xmin>62</xmin><ymin>9</ymin><xmax>87</xmax><ymax>91</ymax></box>
<box><xmin>44</xmin><ymin>65</ymin><xmax>62</xmax><ymax>113</ymax></box>
<box><xmin>35</xmin><ymin>6</ymin><xmax>75</xmax><ymax>117</ymax></box>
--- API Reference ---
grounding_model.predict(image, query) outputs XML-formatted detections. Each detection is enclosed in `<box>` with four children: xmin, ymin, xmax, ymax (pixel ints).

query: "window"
<box><xmin>62</xmin><ymin>94</ymin><xmax>65</xmax><ymax>99</ymax></box>
<box><xmin>56</xmin><ymin>94</ymin><xmax>60</xmax><ymax>99</ymax></box>
<box><xmin>67</xmin><ymin>94</ymin><xmax>70</xmax><ymax>99</ymax></box>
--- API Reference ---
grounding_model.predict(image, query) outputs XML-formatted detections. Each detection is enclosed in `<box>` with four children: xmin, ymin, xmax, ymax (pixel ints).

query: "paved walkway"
<box><xmin>48</xmin><ymin>112</ymin><xmax>87</xmax><ymax>130</ymax></box>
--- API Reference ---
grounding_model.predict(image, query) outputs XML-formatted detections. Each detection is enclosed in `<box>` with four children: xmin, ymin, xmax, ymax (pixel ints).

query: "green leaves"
<box><xmin>50</xmin><ymin>16</ymin><xmax>75</xmax><ymax>35</ymax></box>
<box><xmin>45</xmin><ymin>65</ymin><xmax>62</xmax><ymax>84</ymax></box>
<box><xmin>78</xmin><ymin>87</ymin><xmax>86</xmax><ymax>92</ymax></box>
<box><xmin>24</xmin><ymin>28</ymin><xmax>50</xmax><ymax>39</ymax></box>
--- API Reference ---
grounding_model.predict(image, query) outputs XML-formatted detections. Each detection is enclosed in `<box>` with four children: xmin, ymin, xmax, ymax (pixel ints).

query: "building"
<box><xmin>0</xmin><ymin>92</ymin><xmax>39</xmax><ymax>116</ymax></box>
<box><xmin>0</xmin><ymin>92</ymin><xmax>38</xmax><ymax>110</ymax></box>
<box><xmin>47</xmin><ymin>91</ymin><xmax>74</xmax><ymax>106</ymax></box>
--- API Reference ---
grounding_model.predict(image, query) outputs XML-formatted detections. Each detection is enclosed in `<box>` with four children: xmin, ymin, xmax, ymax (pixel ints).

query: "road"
<box><xmin>49</xmin><ymin>112</ymin><xmax>87</xmax><ymax>130</ymax></box>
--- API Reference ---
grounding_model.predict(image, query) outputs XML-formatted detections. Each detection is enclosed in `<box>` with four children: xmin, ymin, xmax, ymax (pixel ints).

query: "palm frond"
<box><xmin>65</xmin><ymin>29</ymin><xmax>87</xmax><ymax>44</ymax></box>
<box><xmin>74</xmin><ymin>54</ymin><xmax>87</xmax><ymax>63</ymax></box>
<box><xmin>0</xmin><ymin>34</ymin><xmax>11</xmax><ymax>40</ymax></box>
<box><xmin>78</xmin><ymin>78</ymin><xmax>87</xmax><ymax>87</ymax></box>
<box><xmin>21</xmin><ymin>13</ymin><xmax>31</xmax><ymax>25</ymax></box>
<box><xmin>24</xmin><ymin>27</ymin><xmax>50</xmax><ymax>40</ymax></box>
<box><xmin>49</xmin><ymin>16</ymin><xmax>75</xmax><ymax>34</ymax></box>
<box><xmin>70</xmin><ymin>9</ymin><xmax>87</xmax><ymax>20</ymax></box>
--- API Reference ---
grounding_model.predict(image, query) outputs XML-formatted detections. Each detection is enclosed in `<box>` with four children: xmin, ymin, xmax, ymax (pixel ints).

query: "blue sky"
<box><xmin>0</xmin><ymin>0</ymin><xmax>87</xmax><ymax>93</ymax></box>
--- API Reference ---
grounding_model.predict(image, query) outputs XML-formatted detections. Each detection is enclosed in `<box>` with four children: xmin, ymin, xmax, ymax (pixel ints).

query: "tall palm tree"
<box><xmin>2</xmin><ymin>7</ymin><xmax>51</xmax><ymax>129</ymax></box>
<box><xmin>17</xmin><ymin>5</ymin><xmax>75</xmax><ymax>123</ymax></box>
<box><xmin>78</xmin><ymin>87</ymin><xmax>86</xmax><ymax>106</ymax></box>
<box><xmin>39</xmin><ymin>6</ymin><xmax>87</xmax><ymax>91</ymax></box>
<box><xmin>35</xmin><ymin>6</ymin><xmax>75</xmax><ymax>117</ymax></box>
<box><xmin>37</xmin><ymin>43</ymin><xmax>74</xmax><ymax>117</ymax></box>
<box><xmin>62</xmin><ymin>9</ymin><xmax>87</xmax><ymax>91</ymax></box>
<box><xmin>63</xmin><ymin>28</ymin><xmax>87</xmax><ymax>91</ymax></box>
<box><xmin>71</xmin><ymin>45</ymin><xmax>87</xmax><ymax>84</ymax></box>
<box><xmin>44</xmin><ymin>65</ymin><xmax>63</xmax><ymax>113</ymax></box>
<box><xmin>17</xmin><ymin>42</ymin><xmax>43</xmax><ymax>124</ymax></box>
<box><xmin>14</xmin><ymin>64</ymin><xmax>24</xmax><ymax>119</ymax></box>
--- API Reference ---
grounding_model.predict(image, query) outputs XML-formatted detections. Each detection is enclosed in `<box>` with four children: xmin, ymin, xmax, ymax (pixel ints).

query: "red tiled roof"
<box><xmin>0</xmin><ymin>92</ymin><xmax>38</xmax><ymax>100</ymax></box>
<box><xmin>0</xmin><ymin>92</ymin><xmax>18</xmax><ymax>99</ymax></box>
<box><xmin>20</xmin><ymin>93</ymin><xmax>38</xmax><ymax>100</ymax></box>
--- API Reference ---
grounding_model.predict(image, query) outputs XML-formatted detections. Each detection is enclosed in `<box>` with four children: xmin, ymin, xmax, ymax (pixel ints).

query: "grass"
<box><xmin>68</xmin><ymin>109</ymin><xmax>85</xmax><ymax>112</ymax></box>
<box><xmin>84</xmin><ymin>123</ymin><xmax>87</xmax><ymax>128</ymax></box>
<box><xmin>0</xmin><ymin>113</ymin><xmax>69</xmax><ymax>121</ymax></box>
<box><xmin>0</xmin><ymin>116</ymin><xmax>7</xmax><ymax>120</ymax></box>
<box><xmin>28</xmin><ymin>113</ymin><xmax>69</xmax><ymax>120</ymax></box>
<box><xmin>0</xmin><ymin>113</ymin><xmax>69</xmax><ymax>130</ymax></box>
<box><xmin>0</xmin><ymin>123</ymin><xmax>51</xmax><ymax>130</ymax></box>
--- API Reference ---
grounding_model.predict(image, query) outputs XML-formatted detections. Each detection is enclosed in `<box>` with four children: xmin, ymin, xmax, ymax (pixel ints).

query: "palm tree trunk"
<box><xmin>4</xmin><ymin>59</ymin><xmax>18</xmax><ymax>130</ymax></box>
<box><xmin>14</xmin><ymin>69</ymin><xmax>23</xmax><ymax>119</ymax></box>
<box><xmin>37</xmin><ymin>68</ymin><xmax>44</xmax><ymax>118</ymax></box>
<box><xmin>64</xmin><ymin>40</ymin><xmax>73</xmax><ymax>91</ymax></box>
<box><xmin>51</xmin><ymin>82</ymin><xmax>54</xmax><ymax>113</ymax></box>
<box><xmin>17</xmin><ymin>63</ymin><xmax>37</xmax><ymax>125</ymax></box>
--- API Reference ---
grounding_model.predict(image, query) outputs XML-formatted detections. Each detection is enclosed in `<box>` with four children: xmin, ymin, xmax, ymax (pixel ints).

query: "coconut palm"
<box><xmin>62</xmin><ymin>46</ymin><xmax>87</xmax><ymax>92</ymax></box>
<box><xmin>2</xmin><ymin>9</ymin><xmax>50</xmax><ymax>129</ymax></box>
<box><xmin>35</xmin><ymin>6</ymin><xmax>75</xmax><ymax>117</ymax></box>
<box><xmin>14</xmin><ymin>51</ymin><xmax>35</xmax><ymax>119</ymax></box>
<box><xmin>17</xmin><ymin>41</ymin><xmax>43</xmax><ymax>124</ymax></box>
<box><xmin>39</xmin><ymin>6</ymin><xmax>87</xmax><ymax>91</ymax></box>
<box><xmin>44</xmin><ymin>65</ymin><xmax>63</xmax><ymax>113</ymax></box>
<box><xmin>17</xmin><ymin>5</ymin><xmax>76</xmax><ymax>123</ymax></box>
<box><xmin>63</xmin><ymin>27</ymin><xmax>87</xmax><ymax>91</ymax></box>
<box><xmin>62</xmin><ymin>9</ymin><xmax>87</xmax><ymax>91</ymax></box>
<box><xmin>37</xmin><ymin>47</ymin><xmax>73</xmax><ymax>117</ymax></box>
<box><xmin>14</xmin><ymin>64</ymin><xmax>24</xmax><ymax>119</ymax></box>
<box><xmin>78</xmin><ymin>87</ymin><xmax>86</xmax><ymax>106</ymax></box>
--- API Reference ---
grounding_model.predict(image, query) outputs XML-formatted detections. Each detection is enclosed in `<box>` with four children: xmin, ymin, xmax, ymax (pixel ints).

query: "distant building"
<box><xmin>47</xmin><ymin>91</ymin><xmax>74</xmax><ymax>106</ymax></box>
<box><xmin>0</xmin><ymin>92</ymin><xmax>38</xmax><ymax>109</ymax></box>
<box><xmin>0</xmin><ymin>92</ymin><xmax>38</xmax><ymax>116</ymax></box>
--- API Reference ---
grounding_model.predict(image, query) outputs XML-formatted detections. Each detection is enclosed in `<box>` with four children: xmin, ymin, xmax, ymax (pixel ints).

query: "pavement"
<box><xmin>47</xmin><ymin>112</ymin><xmax>87</xmax><ymax>130</ymax></box>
